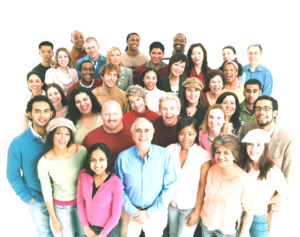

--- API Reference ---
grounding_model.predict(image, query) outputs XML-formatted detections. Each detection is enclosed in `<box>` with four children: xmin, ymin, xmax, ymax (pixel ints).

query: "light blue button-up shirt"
<box><xmin>75</xmin><ymin>54</ymin><xmax>106</xmax><ymax>80</ymax></box>
<box><xmin>115</xmin><ymin>144</ymin><xmax>177</xmax><ymax>218</ymax></box>
<box><xmin>243</xmin><ymin>64</ymin><xmax>273</xmax><ymax>96</ymax></box>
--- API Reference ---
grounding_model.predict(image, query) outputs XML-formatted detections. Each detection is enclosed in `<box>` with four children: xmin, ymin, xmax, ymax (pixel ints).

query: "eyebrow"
<box><xmin>33</xmin><ymin>109</ymin><xmax>50</xmax><ymax>112</ymax></box>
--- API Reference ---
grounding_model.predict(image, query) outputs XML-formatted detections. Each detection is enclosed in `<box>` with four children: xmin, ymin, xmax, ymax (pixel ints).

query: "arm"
<box><xmin>186</xmin><ymin>160</ymin><xmax>211</xmax><ymax>226</ymax></box>
<box><xmin>127</xmin><ymin>68</ymin><xmax>133</xmax><ymax>87</ymax></box>
<box><xmin>133</xmin><ymin>67</ymin><xmax>140</xmax><ymax>85</ymax></box>
<box><xmin>238</xmin><ymin>209</ymin><xmax>254</xmax><ymax>237</ymax></box>
<box><xmin>23</xmin><ymin>113</ymin><xmax>29</xmax><ymax>131</ymax></box>
<box><xmin>261</xmin><ymin>71</ymin><xmax>273</xmax><ymax>96</ymax></box>
<box><xmin>75</xmin><ymin>61</ymin><xmax>81</xmax><ymax>80</ymax></box>
<box><xmin>82</xmin><ymin>135</ymin><xmax>91</xmax><ymax>151</ymax></box>
<box><xmin>45</xmin><ymin>69</ymin><xmax>53</xmax><ymax>86</ymax></box>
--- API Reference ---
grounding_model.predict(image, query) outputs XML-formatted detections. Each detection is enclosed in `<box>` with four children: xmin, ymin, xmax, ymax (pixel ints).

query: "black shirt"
<box><xmin>92</xmin><ymin>173</ymin><xmax>112</xmax><ymax>198</ymax></box>
<box><xmin>180</xmin><ymin>106</ymin><xmax>208</xmax><ymax>129</ymax></box>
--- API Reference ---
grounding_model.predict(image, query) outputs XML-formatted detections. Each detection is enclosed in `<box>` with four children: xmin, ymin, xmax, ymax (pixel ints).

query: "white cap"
<box><xmin>241</xmin><ymin>129</ymin><xmax>270</xmax><ymax>143</ymax></box>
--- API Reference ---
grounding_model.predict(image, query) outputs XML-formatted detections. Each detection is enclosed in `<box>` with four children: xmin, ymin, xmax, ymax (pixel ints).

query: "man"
<box><xmin>32</xmin><ymin>41</ymin><xmax>54</xmax><ymax>79</ymax></box>
<box><xmin>240</xmin><ymin>79</ymin><xmax>262</xmax><ymax>123</ymax></box>
<box><xmin>239</xmin><ymin>96</ymin><xmax>296</xmax><ymax>233</ymax></box>
<box><xmin>115</xmin><ymin>118</ymin><xmax>177</xmax><ymax>237</ymax></box>
<box><xmin>70</xmin><ymin>30</ymin><xmax>87</xmax><ymax>67</ymax></box>
<box><xmin>134</xmin><ymin>41</ymin><xmax>168</xmax><ymax>85</ymax></box>
<box><xmin>82</xmin><ymin>100</ymin><xmax>135</xmax><ymax>160</ymax></box>
<box><xmin>163</xmin><ymin>33</ymin><xmax>187</xmax><ymax>64</ymax></box>
<box><xmin>243</xmin><ymin>44</ymin><xmax>273</xmax><ymax>96</ymax></box>
<box><xmin>66</xmin><ymin>60</ymin><xmax>102</xmax><ymax>100</ymax></box>
<box><xmin>122</xmin><ymin>32</ymin><xmax>149</xmax><ymax>79</ymax></box>
<box><xmin>75</xmin><ymin>37</ymin><xmax>106</xmax><ymax>80</ymax></box>
<box><xmin>150</xmin><ymin>92</ymin><xmax>181</xmax><ymax>147</ymax></box>
<box><xmin>92</xmin><ymin>64</ymin><xmax>129</xmax><ymax>114</ymax></box>
<box><xmin>7</xmin><ymin>95</ymin><xmax>55</xmax><ymax>237</ymax></box>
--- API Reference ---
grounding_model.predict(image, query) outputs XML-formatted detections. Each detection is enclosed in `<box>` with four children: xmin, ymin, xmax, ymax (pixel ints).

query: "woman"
<box><xmin>38</xmin><ymin>118</ymin><xmax>86</xmax><ymax>237</ymax></box>
<box><xmin>184</xmin><ymin>43</ymin><xmax>211</xmax><ymax>91</ymax></box>
<box><xmin>46</xmin><ymin>83</ymin><xmax>68</xmax><ymax>118</ymax></box>
<box><xmin>123</xmin><ymin>85</ymin><xmax>159</xmax><ymax>125</ymax></box>
<box><xmin>201</xmin><ymin>135</ymin><xmax>254</xmax><ymax>237</ymax></box>
<box><xmin>106</xmin><ymin>46</ymin><xmax>133</xmax><ymax>91</ymax></box>
<box><xmin>217</xmin><ymin>92</ymin><xmax>243</xmax><ymax>138</ymax></box>
<box><xmin>199</xmin><ymin>104</ymin><xmax>228</xmax><ymax>164</ymax></box>
<box><xmin>139</xmin><ymin>67</ymin><xmax>166</xmax><ymax>114</ymax></box>
<box><xmin>45</xmin><ymin>47</ymin><xmax>78</xmax><ymax>95</ymax></box>
<box><xmin>203</xmin><ymin>69</ymin><xmax>226</xmax><ymax>107</ymax></box>
<box><xmin>67</xmin><ymin>87</ymin><xmax>103</xmax><ymax>145</ymax></box>
<box><xmin>219</xmin><ymin>60</ymin><xmax>245</xmax><ymax>102</ymax></box>
<box><xmin>167</xmin><ymin>117</ymin><xmax>211</xmax><ymax>237</ymax></box>
<box><xmin>23</xmin><ymin>71</ymin><xmax>46</xmax><ymax>130</ymax></box>
<box><xmin>161</xmin><ymin>53</ymin><xmax>187</xmax><ymax>98</ymax></box>
<box><xmin>180</xmin><ymin>77</ymin><xmax>208</xmax><ymax>129</ymax></box>
<box><xmin>222</xmin><ymin>46</ymin><xmax>246</xmax><ymax>83</ymax></box>
<box><xmin>239</xmin><ymin>129</ymin><xmax>288</xmax><ymax>237</ymax></box>
<box><xmin>77</xmin><ymin>143</ymin><xmax>123</xmax><ymax>237</ymax></box>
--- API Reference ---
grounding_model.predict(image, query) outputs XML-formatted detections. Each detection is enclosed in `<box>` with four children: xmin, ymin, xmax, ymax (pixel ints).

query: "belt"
<box><xmin>133</xmin><ymin>205</ymin><xmax>150</xmax><ymax>211</ymax></box>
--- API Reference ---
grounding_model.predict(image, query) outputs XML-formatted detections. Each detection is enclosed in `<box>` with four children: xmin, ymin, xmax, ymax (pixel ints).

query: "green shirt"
<box><xmin>240</xmin><ymin>101</ymin><xmax>257</xmax><ymax>123</ymax></box>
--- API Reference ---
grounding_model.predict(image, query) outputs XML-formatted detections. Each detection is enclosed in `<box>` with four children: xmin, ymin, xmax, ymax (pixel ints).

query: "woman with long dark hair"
<box><xmin>46</xmin><ymin>83</ymin><xmax>68</xmax><ymax>118</ymax></box>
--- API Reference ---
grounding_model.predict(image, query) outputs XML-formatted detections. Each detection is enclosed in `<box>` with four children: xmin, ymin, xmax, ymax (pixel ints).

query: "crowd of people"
<box><xmin>7</xmin><ymin>31</ymin><xmax>296</xmax><ymax>237</ymax></box>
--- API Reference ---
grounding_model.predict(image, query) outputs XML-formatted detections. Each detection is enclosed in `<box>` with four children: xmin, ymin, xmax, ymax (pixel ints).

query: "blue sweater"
<box><xmin>75</xmin><ymin>54</ymin><xmax>106</xmax><ymax>80</ymax></box>
<box><xmin>6</xmin><ymin>128</ymin><xmax>52</xmax><ymax>203</ymax></box>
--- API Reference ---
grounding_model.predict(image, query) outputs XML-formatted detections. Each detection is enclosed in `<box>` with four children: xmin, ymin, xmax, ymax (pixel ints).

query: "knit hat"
<box><xmin>241</xmin><ymin>129</ymin><xmax>270</xmax><ymax>143</ymax></box>
<box><xmin>182</xmin><ymin>77</ymin><xmax>204</xmax><ymax>90</ymax></box>
<box><xmin>46</xmin><ymin>118</ymin><xmax>76</xmax><ymax>134</ymax></box>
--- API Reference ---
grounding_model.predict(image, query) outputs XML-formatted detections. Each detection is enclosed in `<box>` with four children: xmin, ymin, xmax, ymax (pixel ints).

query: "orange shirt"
<box><xmin>70</xmin><ymin>47</ymin><xmax>87</xmax><ymax>68</ymax></box>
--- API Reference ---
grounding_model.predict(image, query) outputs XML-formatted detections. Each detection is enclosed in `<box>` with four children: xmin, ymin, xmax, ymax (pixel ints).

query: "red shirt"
<box><xmin>134</xmin><ymin>62</ymin><xmax>169</xmax><ymax>85</ymax></box>
<box><xmin>122</xmin><ymin>106</ymin><xmax>159</xmax><ymax>126</ymax></box>
<box><xmin>183</xmin><ymin>66</ymin><xmax>211</xmax><ymax>92</ymax></box>
<box><xmin>67</xmin><ymin>79</ymin><xmax>102</xmax><ymax>100</ymax></box>
<box><xmin>82</xmin><ymin>124</ymin><xmax>135</xmax><ymax>160</ymax></box>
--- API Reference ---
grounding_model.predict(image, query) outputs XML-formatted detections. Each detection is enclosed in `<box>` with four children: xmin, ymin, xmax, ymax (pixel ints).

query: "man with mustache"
<box><xmin>70</xmin><ymin>30</ymin><xmax>87</xmax><ymax>68</ymax></box>
<box><xmin>82</xmin><ymin>100</ymin><xmax>135</xmax><ymax>160</ymax></box>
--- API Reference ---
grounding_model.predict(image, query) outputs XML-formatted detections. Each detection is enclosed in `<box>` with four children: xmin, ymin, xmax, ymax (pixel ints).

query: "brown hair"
<box><xmin>45</xmin><ymin>83</ymin><xmax>68</xmax><ymax>106</ymax></box>
<box><xmin>52</xmin><ymin>47</ymin><xmax>73</xmax><ymax>69</ymax></box>
<box><xmin>46</xmin><ymin>127</ymin><xmax>74</xmax><ymax>148</ymax></box>
<box><xmin>205</xmin><ymin>69</ymin><xmax>226</xmax><ymax>89</ymax></box>
<box><xmin>99</xmin><ymin>64</ymin><xmax>120</xmax><ymax>79</ymax></box>
<box><xmin>180</xmin><ymin>86</ymin><xmax>207</xmax><ymax>109</ymax></box>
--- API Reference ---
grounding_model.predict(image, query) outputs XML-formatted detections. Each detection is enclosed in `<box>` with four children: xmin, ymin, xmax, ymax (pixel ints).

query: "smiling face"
<box><xmin>255</xmin><ymin>99</ymin><xmax>277</xmax><ymax>128</ymax></box>
<box><xmin>132</xmin><ymin>119</ymin><xmax>153</xmax><ymax>149</ymax></box>
<box><xmin>222</xmin><ymin>48</ymin><xmax>236</xmax><ymax>61</ymax></box>
<box><xmin>215</xmin><ymin>145</ymin><xmax>235</xmax><ymax>168</ymax></box>
<box><xmin>90</xmin><ymin>148</ymin><xmax>108</xmax><ymax>175</ymax></box>
<box><xmin>224</xmin><ymin>64</ymin><xmax>238</xmax><ymax>83</ymax></box>
<box><xmin>185</xmin><ymin>87</ymin><xmax>200</xmax><ymax>104</ymax></box>
<box><xmin>101</xmin><ymin>103</ymin><xmax>123</xmax><ymax>133</ymax></box>
<box><xmin>178</xmin><ymin>125</ymin><xmax>197</xmax><ymax>150</ymax></box>
<box><xmin>149</xmin><ymin>48</ymin><xmax>165</xmax><ymax>66</ymax></box>
<box><xmin>27</xmin><ymin>74</ymin><xmax>43</xmax><ymax>94</ymax></box>
<box><xmin>53</xmin><ymin>126</ymin><xmax>71</xmax><ymax>149</ymax></box>
<box><xmin>209</xmin><ymin>76</ymin><xmax>223</xmax><ymax>95</ymax></box>
<box><xmin>39</xmin><ymin>45</ymin><xmax>54</xmax><ymax>63</ymax></box>
<box><xmin>100</xmin><ymin>69</ymin><xmax>118</xmax><ymax>89</ymax></box>
<box><xmin>28</xmin><ymin>101</ymin><xmax>53</xmax><ymax>128</ymax></box>
<box><xmin>207</xmin><ymin>108</ymin><xmax>225</xmax><ymax>132</ymax></box>
<box><xmin>128</xmin><ymin>96</ymin><xmax>146</xmax><ymax>114</ymax></box>
<box><xmin>75</xmin><ymin>92</ymin><xmax>92</xmax><ymax>115</ymax></box>
<box><xmin>247</xmin><ymin>46</ymin><xmax>262</xmax><ymax>65</ymax></box>
<box><xmin>246</xmin><ymin>142</ymin><xmax>265</xmax><ymax>162</ymax></box>
<box><xmin>57</xmin><ymin>50</ymin><xmax>69</xmax><ymax>67</ymax></box>
<box><xmin>109</xmin><ymin>49</ymin><xmax>121</xmax><ymax>65</ymax></box>
<box><xmin>143</xmin><ymin>71</ymin><xmax>157</xmax><ymax>91</ymax></box>
<box><xmin>127</xmin><ymin>34</ymin><xmax>140</xmax><ymax>51</ymax></box>
<box><xmin>79</xmin><ymin>62</ymin><xmax>94</xmax><ymax>84</ymax></box>
<box><xmin>191</xmin><ymin>46</ymin><xmax>204</xmax><ymax>65</ymax></box>
<box><xmin>170</xmin><ymin>60</ymin><xmax>186</xmax><ymax>77</ymax></box>
<box><xmin>159</xmin><ymin>99</ymin><xmax>180</xmax><ymax>127</ymax></box>
<box><xmin>47</xmin><ymin>87</ymin><xmax>62</xmax><ymax>107</ymax></box>
<box><xmin>71</xmin><ymin>31</ymin><xmax>84</xmax><ymax>49</ymax></box>
<box><xmin>85</xmin><ymin>40</ymin><xmax>100</xmax><ymax>60</ymax></box>
<box><xmin>221</xmin><ymin>95</ymin><xmax>236</xmax><ymax>119</ymax></box>
<box><xmin>173</xmin><ymin>35</ymin><xmax>186</xmax><ymax>53</ymax></box>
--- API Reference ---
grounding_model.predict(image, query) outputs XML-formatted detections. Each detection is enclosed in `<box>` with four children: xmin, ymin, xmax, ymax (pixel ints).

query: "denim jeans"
<box><xmin>89</xmin><ymin>221</ymin><xmax>121</xmax><ymax>237</ymax></box>
<box><xmin>241</xmin><ymin>212</ymin><xmax>268</xmax><ymax>237</ymax></box>
<box><xmin>168</xmin><ymin>205</ymin><xmax>200</xmax><ymax>237</ymax></box>
<box><xmin>201</xmin><ymin>220</ymin><xmax>236</xmax><ymax>237</ymax></box>
<box><xmin>54</xmin><ymin>203</ymin><xmax>85</xmax><ymax>237</ymax></box>
<box><xmin>27</xmin><ymin>201</ymin><xmax>54</xmax><ymax>237</ymax></box>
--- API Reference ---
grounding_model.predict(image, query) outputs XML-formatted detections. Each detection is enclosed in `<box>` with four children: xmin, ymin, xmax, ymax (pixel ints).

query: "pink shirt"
<box><xmin>77</xmin><ymin>171</ymin><xmax>123</xmax><ymax>237</ymax></box>
<box><xmin>199</xmin><ymin>131</ymin><xmax>223</xmax><ymax>165</ymax></box>
<box><xmin>201</xmin><ymin>165</ymin><xmax>254</xmax><ymax>235</ymax></box>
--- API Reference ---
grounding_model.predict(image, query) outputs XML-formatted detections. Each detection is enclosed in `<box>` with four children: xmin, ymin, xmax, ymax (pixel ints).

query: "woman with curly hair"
<box><xmin>67</xmin><ymin>87</ymin><xmax>103</xmax><ymax>145</ymax></box>
<box><xmin>183</xmin><ymin>43</ymin><xmax>211</xmax><ymax>91</ymax></box>
<box><xmin>217</xmin><ymin>92</ymin><xmax>243</xmax><ymax>138</ymax></box>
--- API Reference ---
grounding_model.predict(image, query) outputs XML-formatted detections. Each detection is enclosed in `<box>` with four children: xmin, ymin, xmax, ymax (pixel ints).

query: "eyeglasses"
<box><xmin>254</xmin><ymin>106</ymin><xmax>273</xmax><ymax>112</ymax></box>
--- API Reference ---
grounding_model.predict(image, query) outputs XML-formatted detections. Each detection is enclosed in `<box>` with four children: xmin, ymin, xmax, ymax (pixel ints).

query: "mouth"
<box><xmin>31</xmin><ymin>86</ymin><xmax>39</xmax><ymax>90</ymax></box>
<box><xmin>146</xmin><ymin>83</ymin><xmax>154</xmax><ymax>88</ymax></box>
<box><xmin>51</xmin><ymin>99</ymin><xmax>59</xmax><ymax>104</ymax></box>
<box><xmin>58</xmin><ymin>140</ymin><xmax>66</xmax><ymax>145</ymax></box>
<box><xmin>84</xmin><ymin>75</ymin><xmax>92</xmax><ymax>80</ymax></box>
<box><xmin>80</xmin><ymin>105</ymin><xmax>88</xmax><ymax>111</ymax></box>
<box><xmin>165</xmin><ymin>115</ymin><xmax>173</xmax><ymax>120</ymax></box>
<box><xmin>217</xmin><ymin>159</ymin><xmax>226</xmax><ymax>163</ymax></box>
<box><xmin>226</xmin><ymin>109</ymin><xmax>234</xmax><ymax>114</ymax></box>
<box><xmin>107</xmin><ymin>120</ymin><xmax>117</xmax><ymax>126</ymax></box>
<box><xmin>182</xmin><ymin>141</ymin><xmax>191</xmax><ymax>146</ymax></box>
<box><xmin>212</xmin><ymin>87</ymin><xmax>221</xmax><ymax>93</ymax></box>
<box><xmin>38</xmin><ymin>119</ymin><xmax>46</xmax><ymax>123</ymax></box>
<box><xmin>94</xmin><ymin>166</ymin><xmax>102</xmax><ymax>172</ymax></box>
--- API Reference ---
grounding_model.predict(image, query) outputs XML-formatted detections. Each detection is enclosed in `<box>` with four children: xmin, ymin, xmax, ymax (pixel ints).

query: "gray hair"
<box><xmin>125</xmin><ymin>85</ymin><xmax>146</xmax><ymax>102</ymax></box>
<box><xmin>159</xmin><ymin>92</ymin><xmax>181</xmax><ymax>108</ymax></box>
<box><xmin>131</xmin><ymin>118</ymin><xmax>155</xmax><ymax>134</ymax></box>
<box><xmin>247</xmin><ymin>43</ymin><xmax>263</xmax><ymax>54</ymax></box>
<box><xmin>174</xmin><ymin>33</ymin><xmax>187</xmax><ymax>43</ymax></box>
<box><xmin>212</xmin><ymin>135</ymin><xmax>241</xmax><ymax>163</ymax></box>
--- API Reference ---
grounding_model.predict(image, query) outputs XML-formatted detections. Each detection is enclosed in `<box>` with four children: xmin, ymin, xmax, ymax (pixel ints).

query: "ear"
<box><xmin>273</xmin><ymin>110</ymin><xmax>278</xmax><ymax>118</ymax></box>
<box><xmin>259</xmin><ymin>90</ymin><xmax>262</xmax><ymax>96</ymax></box>
<box><xmin>149</xmin><ymin>52</ymin><xmax>151</xmax><ymax>57</ymax></box>
<box><xmin>243</xmin><ymin>89</ymin><xmax>246</xmax><ymax>97</ymax></box>
<box><xmin>28</xmin><ymin>111</ymin><xmax>32</xmax><ymax>119</ymax></box>
<box><xmin>71</xmin><ymin>39</ymin><xmax>73</xmax><ymax>44</ymax></box>
<box><xmin>162</xmin><ymin>52</ymin><xmax>165</xmax><ymax>58</ymax></box>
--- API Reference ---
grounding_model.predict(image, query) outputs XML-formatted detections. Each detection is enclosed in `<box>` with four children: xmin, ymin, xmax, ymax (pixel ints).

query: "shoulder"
<box><xmin>241</xmin><ymin>122</ymin><xmax>258</xmax><ymax>131</ymax></box>
<box><xmin>166</xmin><ymin>143</ymin><xmax>180</xmax><ymax>152</ymax></box>
<box><xmin>77</xmin><ymin>55</ymin><xmax>89</xmax><ymax>64</ymax></box>
<box><xmin>122</xmin><ymin>66</ymin><xmax>132</xmax><ymax>73</ymax></box>
<box><xmin>137</xmin><ymin>63</ymin><xmax>147</xmax><ymax>69</ymax></box>
<box><xmin>116</xmin><ymin>87</ymin><xmax>126</xmax><ymax>96</ymax></box>
<box><xmin>9</xmin><ymin>130</ymin><xmax>29</xmax><ymax>151</ymax></box>
<box><xmin>117</xmin><ymin>146</ymin><xmax>136</xmax><ymax>159</ymax></box>
<box><xmin>161</xmin><ymin>75</ymin><xmax>169</xmax><ymax>81</ymax></box>
<box><xmin>46</xmin><ymin>68</ymin><xmax>54</xmax><ymax>74</ymax></box>
<box><xmin>150</xmin><ymin>116</ymin><xmax>162</xmax><ymax>125</ymax></box>
<box><xmin>85</xmin><ymin>126</ymin><xmax>103</xmax><ymax>138</ymax></box>
<box><xmin>152</xmin><ymin>144</ymin><xmax>171</xmax><ymax>155</ymax></box>
<box><xmin>100</xmin><ymin>54</ymin><xmax>106</xmax><ymax>61</ymax></box>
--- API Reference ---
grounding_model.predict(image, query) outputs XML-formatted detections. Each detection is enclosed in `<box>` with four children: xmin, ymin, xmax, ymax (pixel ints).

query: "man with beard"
<box><xmin>82</xmin><ymin>100</ymin><xmax>135</xmax><ymax>160</ymax></box>
<box><xmin>70</xmin><ymin>30</ymin><xmax>87</xmax><ymax>68</ymax></box>
<box><xmin>163</xmin><ymin>33</ymin><xmax>187</xmax><ymax>64</ymax></box>
<box><xmin>239</xmin><ymin>95</ymin><xmax>296</xmax><ymax>234</ymax></box>
<box><xmin>66</xmin><ymin>60</ymin><xmax>102</xmax><ymax>100</ymax></box>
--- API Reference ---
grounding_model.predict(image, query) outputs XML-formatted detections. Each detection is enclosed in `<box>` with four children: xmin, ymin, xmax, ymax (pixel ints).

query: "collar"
<box><xmin>30</xmin><ymin>125</ymin><xmax>48</xmax><ymax>143</ymax></box>
<box><xmin>240</xmin><ymin>101</ymin><xmax>249</xmax><ymax>112</ymax></box>
<box><xmin>98</xmin><ymin>86</ymin><xmax>115</xmax><ymax>95</ymax></box>
<box><xmin>258</xmin><ymin>124</ymin><xmax>276</xmax><ymax>136</ymax></box>
<box><xmin>28</xmin><ymin>90</ymin><xmax>46</xmax><ymax>100</ymax></box>
<box><xmin>131</xmin><ymin>105</ymin><xmax>149</xmax><ymax>117</ymax></box>
<box><xmin>88</xmin><ymin>54</ymin><xmax>105</xmax><ymax>63</ymax></box>
<box><xmin>146</xmin><ymin>60</ymin><xmax>166</xmax><ymax>70</ymax></box>
<box><xmin>245</xmin><ymin>63</ymin><xmax>262</xmax><ymax>72</ymax></box>
<box><xmin>135</xmin><ymin>144</ymin><xmax>153</xmax><ymax>162</ymax></box>
<box><xmin>145</xmin><ymin>86</ymin><xmax>158</xmax><ymax>94</ymax></box>
<box><xmin>80</xmin><ymin>79</ymin><xmax>94</xmax><ymax>88</ymax></box>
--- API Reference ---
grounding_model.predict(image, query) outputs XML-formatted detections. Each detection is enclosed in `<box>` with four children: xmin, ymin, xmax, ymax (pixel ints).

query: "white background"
<box><xmin>1</xmin><ymin>0</ymin><xmax>300</xmax><ymax>236</ymax></box>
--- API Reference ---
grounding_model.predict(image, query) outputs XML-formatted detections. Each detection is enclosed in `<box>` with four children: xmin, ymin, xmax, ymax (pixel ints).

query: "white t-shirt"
<box><xmin>248</xmin><ymin>165</ymin><xmax>288</xmax><ymax>215</ymax></box>
<box><xmin>171</xmin><ymin>86</ymin><xmax>179</xmax><ymax>96</ymax></box>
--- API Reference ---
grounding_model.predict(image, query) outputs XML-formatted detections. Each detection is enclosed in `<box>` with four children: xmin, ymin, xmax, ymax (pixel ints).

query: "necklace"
<box><xmin>221</xmin><ymin>164</ymin><xmax>238</xmax><ymax>178</ymax></box>
<box><xmin>82</xmin><ymin>113</ymin><xmax>95</xmax><ymax>128</ymax></box>
<box><xmin>207</xmin><ymin>136</ymin><xmax>214</xmax><ymax>142</ymax></box>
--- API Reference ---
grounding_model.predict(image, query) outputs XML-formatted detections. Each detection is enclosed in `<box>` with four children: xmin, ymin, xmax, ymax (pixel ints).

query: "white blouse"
<box><xmin>166</xmin><ymin>143</ymin><xmax>211</xmax><ymax>210</ymax></box>
<box><xmin>144</xmin><ymin>86</ymin><xmax>166</xmax><ymax>115</ymax></box>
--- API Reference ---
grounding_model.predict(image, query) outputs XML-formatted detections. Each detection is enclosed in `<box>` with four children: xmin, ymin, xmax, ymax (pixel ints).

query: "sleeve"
<box><xmin>239</xmin><ymin>72</ymin><xmax>246</xmax><ymax>84</ymax></box>
<box><xmin>133</xmin><ymin>67</ymin><xmax>141</xmax><ymax>85</ymax></box>
<box><xmin>123</xmin><ymin>101</ymin><xmax>130</xmax><ymax>114</ymax></box>
<box><xmin>115</xmin><ymin>155</ymin><xmax>139</xmax><ymax>217</ymax></box>
<box><xmin>127</xmin><ymin>68</ymin><xmax>133</xmax><ymax>87</ymax></box>
<box><xmin>261</xmin><ymin>70</ymin><xmax>273</xmax><ymax>96</ymax></box>
<box><xmin>76</xmin><ymin>172</ymin><xmax>89</xmax><ymax>226</ymax></box>
<box><xmin>101</xmin><ymin>177</ymin><xmax>123</xmax><ymax>237</ymax></box>
<box><xmin>23</xmin><ymin>113</ymin><xmax>29</xmax><ymax>131</ymax></box>
<box><xmin>37</xmin><ymin>159</ymin><xmax>53</xmax><ymax>202</ymax></box>
<box><xmin>73</xmin><ymin>69</ymin><xmax>78</xmax><ymax>82</ymax></box>
<box><xmin>273</xmin><ymin>167</ymin><xmax>288</xmax><ymax>196</ymax></box>
<box><xmin>45</xmin><ymin>69</ymin><xmax>53</xmax><ymax>85</ymax></box>
<box><xmin>82</xmin><ymin>134</ymin><xmax>91</xmax><ymax>151</ymax></box>
<box><xmin>242</xmin><ymin>180</ymin><xmax>255</xmax><ymax>212</ymax></box>
<box><xmin>75</xmin><ymin>60</ymin><xmax>81</xmax><ymax>80</ymax></box>
<box><xmin>146</xmin><ymin>151</ymin><xmax>177</xmax><ymax>218</ymax></box>
<box><xmin>6</xmin><ymin>143</ymin><xmax>33</xmax><ymax>203</ymax></box>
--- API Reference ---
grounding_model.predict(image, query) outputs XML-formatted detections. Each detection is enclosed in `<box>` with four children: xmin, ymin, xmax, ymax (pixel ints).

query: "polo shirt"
<box><xmin>75</xmin><ymin>54</ymin><xmax>106</xmax><ymax>80</ymax></box>
<box><xmin>134</xmin><ymin>61</ymin><xmax>168</xmax><ymax>85</ymax></box>
<box><xmin>240</xmin><ymin>101</ymin><xmax>256</xmax><ymax>123</ymax></box>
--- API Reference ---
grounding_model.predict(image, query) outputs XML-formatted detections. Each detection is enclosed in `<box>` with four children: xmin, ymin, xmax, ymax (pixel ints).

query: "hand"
<box><xmin>28</xmin><ymin>198</ymin><xmax>35</xmax><ymax>204</ymax></box>
<box><xmin>96</xmin><ymin>235</ymin><xmax>104</xmax><ymax>237</ymax></box>
<box><xmin>268</xmin><ymin>203</ymin><xmax>280</xmax><ymax>214</ymax></box>
<box><xmin>52</xmin><ymin>221</ymin><xmax>63</xmax><ymax>234</ymax></box>
<box><xmin>133</xmin><ymin>210</ymin><xmax>150</xmax><ymax>224</ymax></box>
<box><xmin>238</xmin><ymin>231</ymin><xmax>250</xmax><ymax>237</ymax></box>
<box><xmin>84</xmin><ymin>226</ymin><xmax>96</xmax><ymax>237</ymax></box>
<box><xmin>185</xmin><ymin>211</ymin><xmax>199</xmax><ymax>227</ymax></box>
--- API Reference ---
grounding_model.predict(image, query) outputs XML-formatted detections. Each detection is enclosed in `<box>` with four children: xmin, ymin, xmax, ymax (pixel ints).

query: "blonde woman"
<box><xmin>45</xmin><ymin>47</ymin><xmax>78</xmax><ymax>95</ymax></box>
<box><xmin>106</xmin><ymin>46</ymin><xmax>133</xmax><ymax>91</ymax></box>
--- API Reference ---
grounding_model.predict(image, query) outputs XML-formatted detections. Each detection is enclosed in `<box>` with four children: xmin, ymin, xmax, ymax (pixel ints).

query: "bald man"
<box><xmin>70</xmin><ymin>30</ymin><xmax>87</xmax><ymax>67</ymax></box>
<box><xmin>82</xmin><ymin>100</ymin><xmax>135</xmax><ymax>160</ymax></box>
